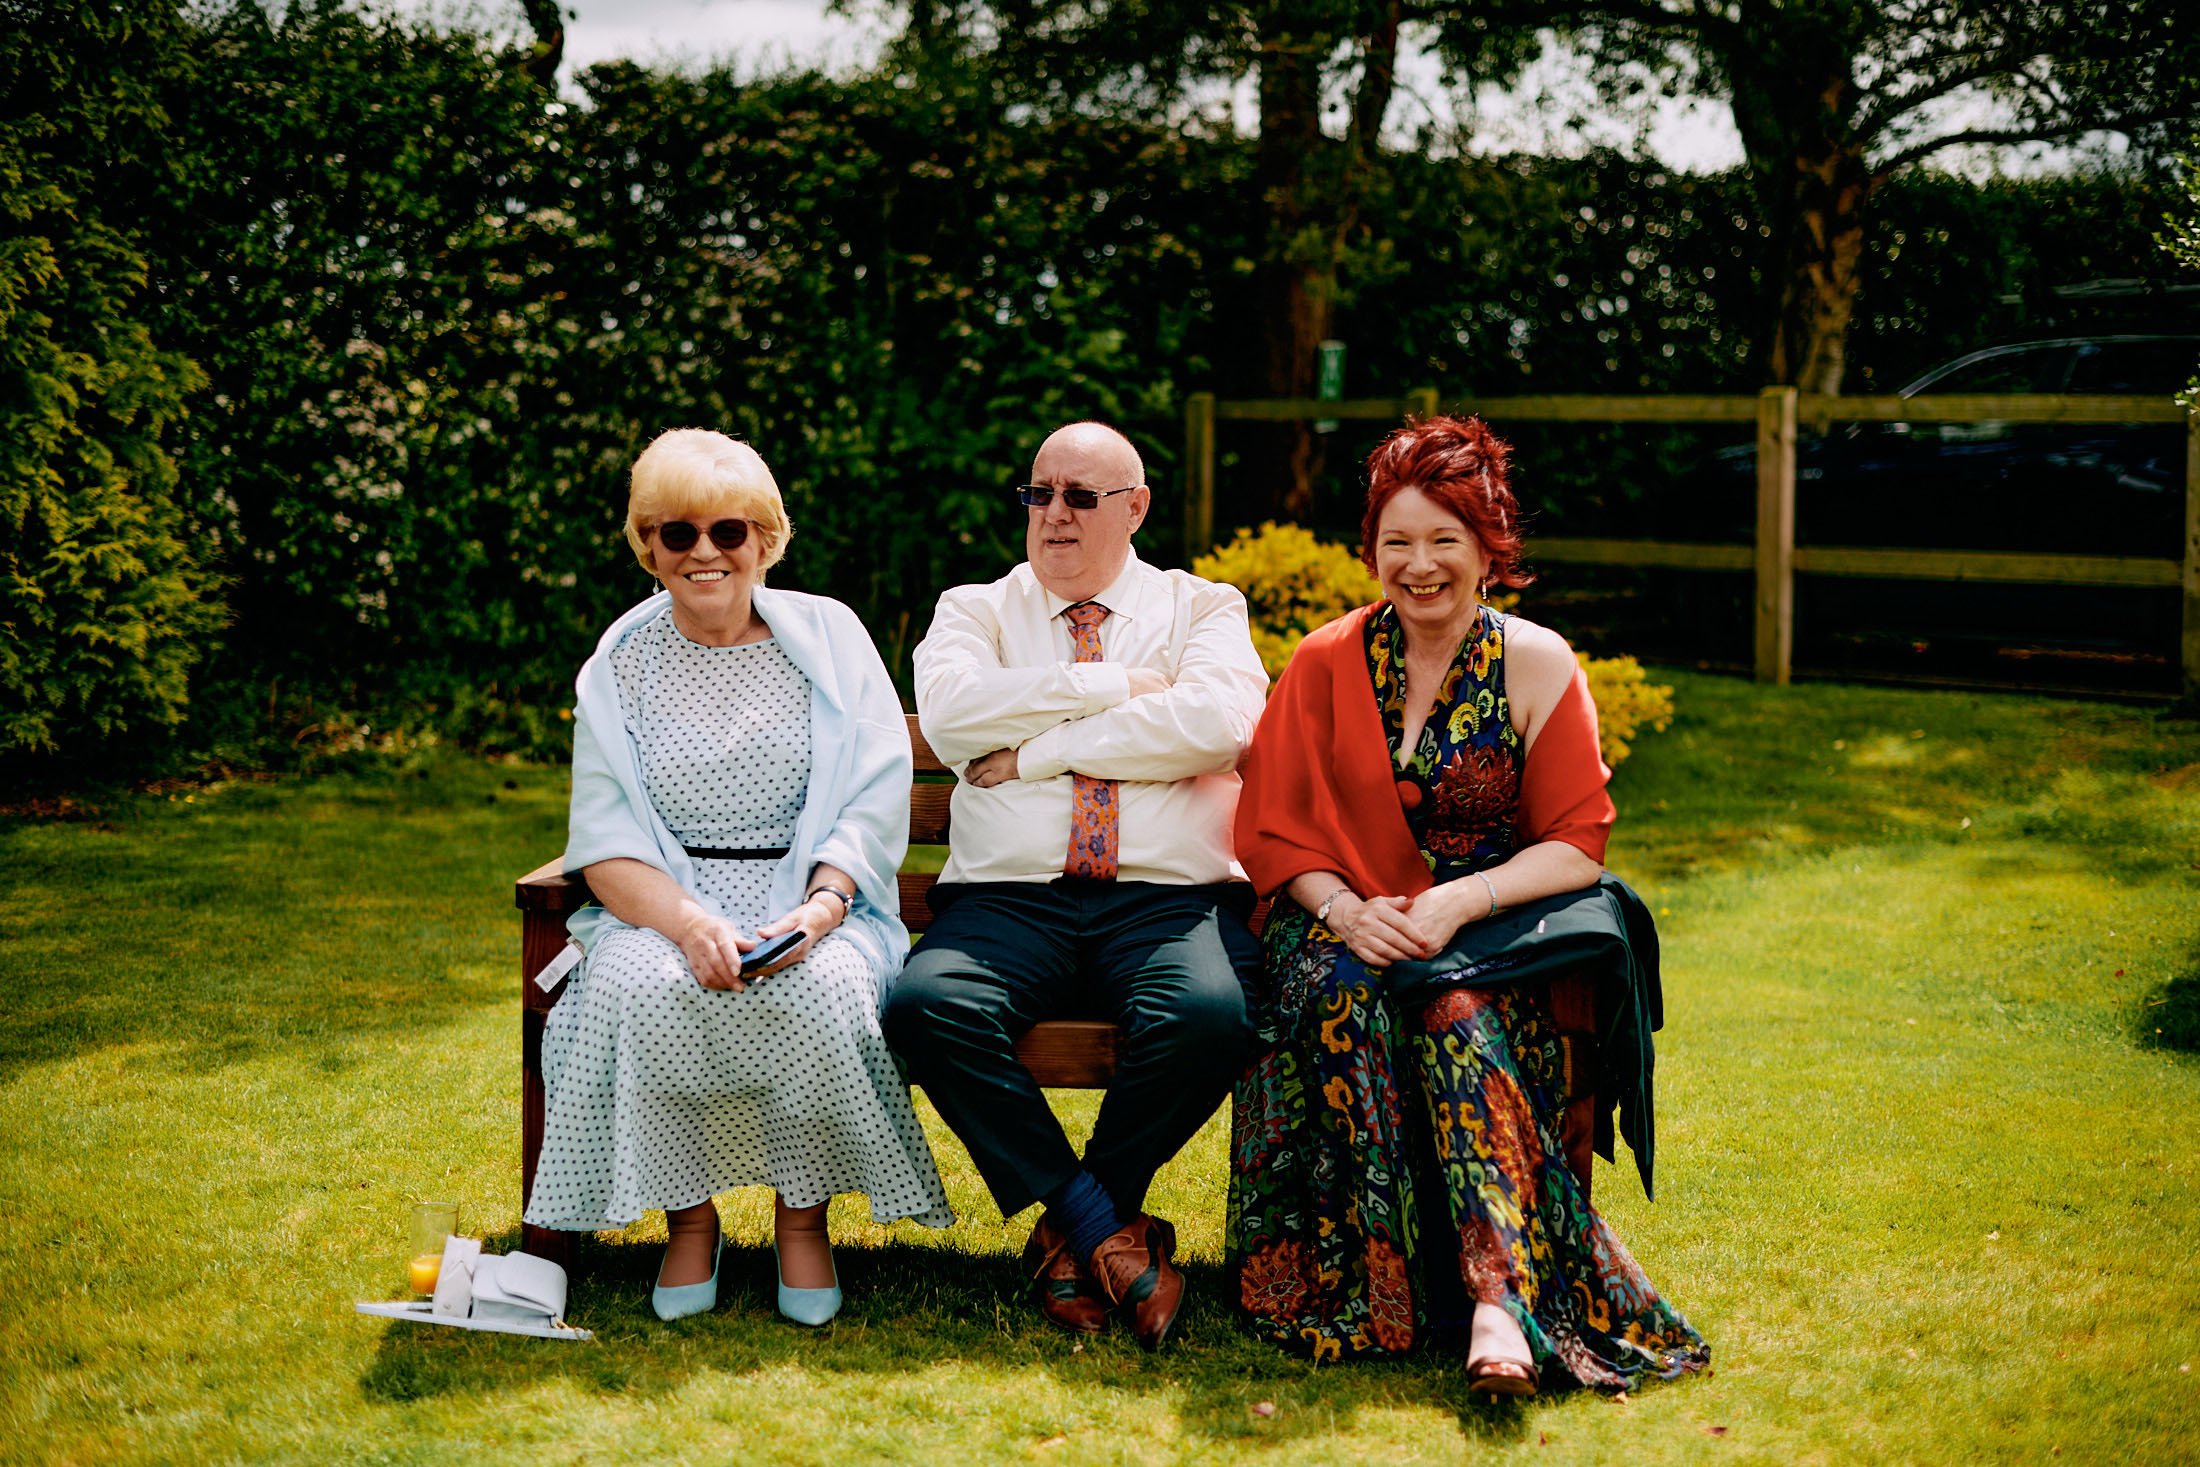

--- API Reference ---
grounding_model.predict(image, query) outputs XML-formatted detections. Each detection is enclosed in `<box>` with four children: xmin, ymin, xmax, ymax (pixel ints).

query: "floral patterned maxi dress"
<box><xmin>1226</xmin><ymin>605</ymin><xmax>1708</xmax><ymax>1390</ymax></box>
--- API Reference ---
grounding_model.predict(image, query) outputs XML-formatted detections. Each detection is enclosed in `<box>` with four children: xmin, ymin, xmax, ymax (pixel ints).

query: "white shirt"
<box><xmin>914</xmin><ymin>550</ymin><xmax>1270</xmax><ymax>886</ymax></box>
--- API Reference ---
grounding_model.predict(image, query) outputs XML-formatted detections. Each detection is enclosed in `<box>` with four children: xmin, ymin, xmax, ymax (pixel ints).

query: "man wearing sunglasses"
<box><xmin>886</xmin><ymin>421</ymin><xmax>1269</xmax><ymax>1350</ymax></box>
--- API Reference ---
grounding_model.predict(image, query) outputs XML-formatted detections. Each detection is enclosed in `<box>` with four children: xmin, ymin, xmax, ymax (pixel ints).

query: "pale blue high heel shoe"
<box><xmin>774</xmin><ymin>1237</ymin><xmax>841</xmax><ymax>1326</ymax></box>
<box><xmin>651</xmin><ymin>1231</ymin><xmax>723</xmax><ymax>1322</ymax></box>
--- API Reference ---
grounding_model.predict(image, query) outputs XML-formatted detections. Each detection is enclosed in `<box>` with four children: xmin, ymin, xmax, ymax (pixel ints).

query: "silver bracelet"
<box><xmin>1314</xmin><ymin>886</ymin><xmax>1352</xmax><ymax>928</ymax></box>
<box><xmin>1475</xmin><ymin>870</ymin><xmax>1500</xmax><ymax>917</ymax></box>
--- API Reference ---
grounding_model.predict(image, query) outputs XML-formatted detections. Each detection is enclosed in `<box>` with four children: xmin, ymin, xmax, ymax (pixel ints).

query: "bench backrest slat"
<box><xmin>910</xmin><ymin>783</ymin><xmax>954</xmax><ymax>847</ymax></box>
<box><xmin>905</xmin><ymin>716</ymin><xmax>949</xmax><ymax>929</ymax></box>
<box><xmin>909</xmin><ymin>716</ymin><xmax>948</xmax><ymax>778</ymax></box>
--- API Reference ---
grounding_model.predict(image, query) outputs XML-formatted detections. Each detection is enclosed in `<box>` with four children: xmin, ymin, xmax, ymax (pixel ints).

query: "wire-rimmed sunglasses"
<box><xmin>649</xmin><ymin>518</ymin><xmax>751</xmax><ymax>553</ymax></box>
<box><xmin>1016</xmin><ymin>484</ymin><xmax>1142</xmax><ymax>510</ymax></box>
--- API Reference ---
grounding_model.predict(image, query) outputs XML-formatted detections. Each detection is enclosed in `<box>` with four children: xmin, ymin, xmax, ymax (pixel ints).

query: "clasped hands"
<box><xmin>1325</xmin><ymin>881</ymin><xmax>1490</xmax><ymax>969</ymax></box>
<box><xmin>674</xmin><ymin>892</ymin><xmax>844</xmax><ymax>992</ymax></box>
<box><xmin>963</xmin><ymin>667</ymin><xmax>1172</xmax><ymax>788</ymax></box>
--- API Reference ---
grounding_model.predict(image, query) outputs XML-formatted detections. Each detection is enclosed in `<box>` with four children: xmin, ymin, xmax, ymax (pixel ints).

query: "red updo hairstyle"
<box><xmin>1360</xmin><ymin>414</ymin><xmax>1533</xmax><ymax>591</ymax></box>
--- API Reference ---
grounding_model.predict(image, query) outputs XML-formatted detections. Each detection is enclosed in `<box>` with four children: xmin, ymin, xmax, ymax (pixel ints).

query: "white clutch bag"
<box><xmin>469</xmin><ymin>1251</ymin><xmax>570</xmax><ymax>1326</ymax></box>
<box><xmin>356</xmin><ymin>1241</ymin><xmax>590</xmax><ymax>1340</ymax></box>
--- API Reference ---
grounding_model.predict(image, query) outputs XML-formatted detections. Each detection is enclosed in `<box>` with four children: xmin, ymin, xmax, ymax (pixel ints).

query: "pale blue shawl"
<box><xmin>562</xmin><ymin>585</ymin><xmax>913</xmax><ymax>984</ymax></box>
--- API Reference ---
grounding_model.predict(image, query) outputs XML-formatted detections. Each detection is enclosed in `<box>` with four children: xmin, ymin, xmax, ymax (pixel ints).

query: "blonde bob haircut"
<box><xmin>623</xmin><ymin>428</ymin><xmax>793</xmax><ymax>576</ymax></box>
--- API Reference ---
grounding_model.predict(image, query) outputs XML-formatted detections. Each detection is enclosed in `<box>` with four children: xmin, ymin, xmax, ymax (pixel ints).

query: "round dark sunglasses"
<box><xmin>1016</xmin><ymin>484</ymin><xmax>1141</xmax><ymax>510</ymax></box>
<box><xmin>650</xmin><ymin>518</ymin><xmax>751</xmax><ymax>553</ymax></box>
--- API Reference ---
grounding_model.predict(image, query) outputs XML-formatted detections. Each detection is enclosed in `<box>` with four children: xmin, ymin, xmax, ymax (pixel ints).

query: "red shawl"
<box><xmin>1235</xmin><ymin>604</ymin><xmax>1616</xmax><ymax>899</ymax></box>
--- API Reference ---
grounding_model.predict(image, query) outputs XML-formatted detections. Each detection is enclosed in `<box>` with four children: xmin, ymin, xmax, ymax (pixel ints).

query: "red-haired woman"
<box><xmin>1226</xmin><ymin>415</ymin><xmax>1706</xmax><ymax>1395</ymax></box>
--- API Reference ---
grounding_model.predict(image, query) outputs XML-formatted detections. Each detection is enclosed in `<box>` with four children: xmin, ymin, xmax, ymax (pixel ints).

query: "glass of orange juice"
<box><xmin>407</xmin><ymin>1200</ymin><xmax>460</xmax><ymax>1294</ymax></box>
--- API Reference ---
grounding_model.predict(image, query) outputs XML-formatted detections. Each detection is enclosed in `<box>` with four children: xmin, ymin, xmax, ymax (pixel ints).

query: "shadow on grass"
<box><xmin>0</xmin><ymin>756</ymin><xmax>567</xmax><ymax>1080</ymax></box>
<box><xmin>358</xmin><ymin>1235</ymin><xmax>1578</xmax><ymax>1448</ymax></box>
<box><xmin>2138</xmin><ymin>958</ymin><xmax>2200</xmax><ymax>1055</ymax></box>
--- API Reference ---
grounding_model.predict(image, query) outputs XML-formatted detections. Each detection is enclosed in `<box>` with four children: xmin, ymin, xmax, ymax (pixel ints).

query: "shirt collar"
<box><xmin>1041</xmin><ymin>548</ymin><xmax>1148</xmax><ymax>623</ymax></box>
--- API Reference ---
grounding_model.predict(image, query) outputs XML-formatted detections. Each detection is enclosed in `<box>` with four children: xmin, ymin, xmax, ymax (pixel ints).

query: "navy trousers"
<box><xmin>884</xmin><ymin>880</ymin><xmax>1260</xmax><ymax>1219</ymax></box>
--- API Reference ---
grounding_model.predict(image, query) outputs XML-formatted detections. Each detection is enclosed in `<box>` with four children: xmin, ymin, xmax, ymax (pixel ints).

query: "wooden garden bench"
<box><xmin>515</xmin><ymin>714</ymin><xmax>1600</xmax><ymax>1257</ymax></box>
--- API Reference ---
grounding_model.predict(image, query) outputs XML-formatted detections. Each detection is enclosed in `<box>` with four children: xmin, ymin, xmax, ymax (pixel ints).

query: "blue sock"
<box><xmin>1044</xmin><ymin>1171</ymin><xmax>1125</xmax><ymax>1266</ymax></box>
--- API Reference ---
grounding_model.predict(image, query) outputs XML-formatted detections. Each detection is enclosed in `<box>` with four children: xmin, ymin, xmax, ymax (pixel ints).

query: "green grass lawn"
<box><xmin>4</xmin><ymin>670</ymin><xmax>2198</xmax><ymax>1464</ymax></box>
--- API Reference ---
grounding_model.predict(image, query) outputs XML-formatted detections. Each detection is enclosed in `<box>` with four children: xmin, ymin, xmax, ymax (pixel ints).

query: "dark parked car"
<box><xmin>1714</xmin><ymin>334</ymin><xmax>2195</xmax><ymax>557</ymax></box>
<box><xmin>1703</xmin><ymin>335</ymin><xmax>2195</xmax><ymax>691</ymax></box>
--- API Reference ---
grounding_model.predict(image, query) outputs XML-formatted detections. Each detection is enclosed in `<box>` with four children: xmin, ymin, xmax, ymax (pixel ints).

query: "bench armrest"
<box><xmin>516</xmin><ymin>858</ymin><xmax>592</xmax><ymax>913</ymax></box>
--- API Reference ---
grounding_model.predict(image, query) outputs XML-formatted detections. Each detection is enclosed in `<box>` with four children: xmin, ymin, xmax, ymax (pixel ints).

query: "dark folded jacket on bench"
<box><xmin>1383</xmin><ymin>873</ymin><xmax>1664</xmax><ymax>1200</ymax></box>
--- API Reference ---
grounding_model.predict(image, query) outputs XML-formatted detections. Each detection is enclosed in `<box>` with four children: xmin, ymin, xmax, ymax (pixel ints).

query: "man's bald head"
<box><xmin>1031</xmin><ymin>421</ymin><xmax>1144</xmax><ymax>487</ymax></box>
<box><xmin>1024</xmin><ymin>421</ymin><xmax>1151</xmax><ymax>603</ymax></box>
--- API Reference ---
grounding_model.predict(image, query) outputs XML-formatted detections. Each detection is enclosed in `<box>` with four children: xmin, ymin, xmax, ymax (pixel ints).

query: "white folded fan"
<box><xmin>356</xmin><ymin>1239</ymin><xmax>591</xmax><ymax>1340</ymax></box>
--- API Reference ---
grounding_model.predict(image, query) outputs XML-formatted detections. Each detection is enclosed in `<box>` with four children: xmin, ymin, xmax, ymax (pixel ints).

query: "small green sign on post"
<box><xmin>1314</xmin><ymin>339</ymin><xmax>1346</xmax><ymax>434</ymax></box>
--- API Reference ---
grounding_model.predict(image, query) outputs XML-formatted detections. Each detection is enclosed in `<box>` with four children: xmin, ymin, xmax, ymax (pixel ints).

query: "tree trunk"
<box><xmin>1767</xmin><ymin>136</ymin><xmax>1873</xmax><ymax>395</ymax></box>
<box><xmin>1245</xmin><ymin>30</ymin><xmax>1330</xmax><ymax>527</ymax></box>
<box><xmin>1238</xmin><ymin>6</ymin><xmax>1399</xmax><ymax>530</ymax></box>
<box><xmin>513</xmin><ymin>0</ymin><xmax>564</xmax><ymax>86</ymax></box>
<box><xmin>1727</xmin><ymin>55</ymin><xmax>1871</xmax><ymax>395</ymax></box>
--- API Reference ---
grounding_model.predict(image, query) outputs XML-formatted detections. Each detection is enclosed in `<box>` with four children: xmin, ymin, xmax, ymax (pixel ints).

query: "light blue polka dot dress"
<box><xmin>525</xmin><ymin>615</ymin><xmax>953</xmax><ymax>1231</ymax></box>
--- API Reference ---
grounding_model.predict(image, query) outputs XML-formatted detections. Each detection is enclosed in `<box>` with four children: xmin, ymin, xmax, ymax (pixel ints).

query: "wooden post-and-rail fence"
<box><xmin>1178</xmin><ymin>387</ymin><xmax>2200</xmax><ymax>698</ymax></box>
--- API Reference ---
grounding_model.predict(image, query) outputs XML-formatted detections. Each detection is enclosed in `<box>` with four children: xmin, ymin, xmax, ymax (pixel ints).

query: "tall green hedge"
<box><xmin>3</xmin><ymin>1</ymin><xmax>2185</xmax><ymax>771</ymax></box>
<box><xmin>0</xmin><ymin>1</ymin><xmax>220</xmax><ymax>767</ymax></box>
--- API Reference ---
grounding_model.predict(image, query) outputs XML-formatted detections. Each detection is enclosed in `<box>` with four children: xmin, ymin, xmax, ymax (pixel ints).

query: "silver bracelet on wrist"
<box><xmin>1475</xmin><ymin>870</ymin><xmax>1500</xmax><ymax>918</ymax></box>
<box><xmin>1314</xmin><ymin>886</ymin><xmax>1352</xmax><ymax>929</ymax></box>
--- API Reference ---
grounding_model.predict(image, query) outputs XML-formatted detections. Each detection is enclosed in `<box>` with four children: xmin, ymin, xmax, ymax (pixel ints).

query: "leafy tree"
<box><xmin>6</xmin><ymin>0</ymin><xmax>2172</xmax><ymax>772</ymax></box>
<box><xmin>0</xmin><ymin>0</ymin><xmax>221</xmax><ymax>765</ymax></box>
<box><xmin>882</xmin><ymin>2</ymin><xmax>1542</xmax><ymax>523</ymax></box>
<box><xmin>911</xmin><ymin>0</ymin><xmax>2199</xmax><ymax>416</ymax></box>
<box><xmin>1522</xmin><ymin>0</ymin><xmax>2200</xmax><ymax>392</ymax></box>
<box><xmin>2164</xmin><ymin>147</ymin><xmax>2200</xmax><ymax>400</ymax></box>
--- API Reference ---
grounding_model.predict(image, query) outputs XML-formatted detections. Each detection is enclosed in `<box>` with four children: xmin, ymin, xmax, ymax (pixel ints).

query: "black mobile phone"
<box><xmin>742</xmin><ymin>928</ymin><xmax>806</xmax><ymax>978</ymax></box>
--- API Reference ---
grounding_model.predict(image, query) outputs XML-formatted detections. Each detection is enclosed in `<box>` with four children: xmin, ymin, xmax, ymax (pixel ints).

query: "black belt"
<box><xmin>683</xmin><ymin>845</ymin><xmax>790</xmax><ymax>861</ymax></box>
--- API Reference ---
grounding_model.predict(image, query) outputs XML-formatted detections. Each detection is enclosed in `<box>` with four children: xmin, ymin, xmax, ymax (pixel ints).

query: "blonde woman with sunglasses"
<box><xmin>524</xmin><ymin>429</ymin><xmax>952</xmax><ymax>1324</ymax></box>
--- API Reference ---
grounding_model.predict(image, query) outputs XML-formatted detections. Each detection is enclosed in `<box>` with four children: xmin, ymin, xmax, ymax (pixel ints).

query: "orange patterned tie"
<box><xmin>1062</xmin><ymin>602</ymin><xmax>1119</xmax><ymax>881</ymax></box>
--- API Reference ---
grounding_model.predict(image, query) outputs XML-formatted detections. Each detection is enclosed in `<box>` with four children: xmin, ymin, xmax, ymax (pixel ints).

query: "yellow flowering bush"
<box><xmin>1192</xmin><ymin>523</ymin><xmax>1380</xmax><ymax>679</ymax></box>
<box><xmin>1194</xmin><ymin>521</ymin><xmax>1674</xmax><ymax>768</ymax></box>
<box><xmin>1578</xmin><ymin>653</ymin><xmax>1674</xmax><ymax>767</ymax></box>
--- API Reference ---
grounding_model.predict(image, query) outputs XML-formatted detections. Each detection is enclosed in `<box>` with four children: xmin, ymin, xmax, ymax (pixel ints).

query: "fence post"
<box><xmin>2184</xmin><ymin>408</ymin><xmax>2199</xmax><ymax>702</ymax></box>
<box><xmin>1406</xmin><ymin>385</ymin><xmax>1439</xmax><ymax>420</ymax></box>
<box><xmin>1182</xmin><ymin>391</ymin><xmax>1216</xmax><ymax>559</ymax></box>
<box><xmin>1753</xmin><ymin>385</ymin><xmax>1800</xmax><ymax>684</ymax></box>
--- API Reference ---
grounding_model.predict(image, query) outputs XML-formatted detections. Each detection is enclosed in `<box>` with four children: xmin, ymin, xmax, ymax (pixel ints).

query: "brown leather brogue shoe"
<box><xmin>1021</xmin><ymin>1214</ymin><xmax>1108</xmax><ymax>1336</ymax></box>
<box><xmin>1089</xmin><ymin>1214</ymin><xmax>1184</xmax><ymax>1350</ymax></box>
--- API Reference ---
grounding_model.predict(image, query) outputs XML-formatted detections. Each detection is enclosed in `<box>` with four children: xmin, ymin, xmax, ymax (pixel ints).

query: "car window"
<box><xmin>2067</xmin><ymin>339</ymin><xmax>2200</xmax><ymax>395</ymax></box>
<box><xmin>1915</xmin><ymin>347</ymin><xmax>2066</xmax><ymax>395</ymax></box>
